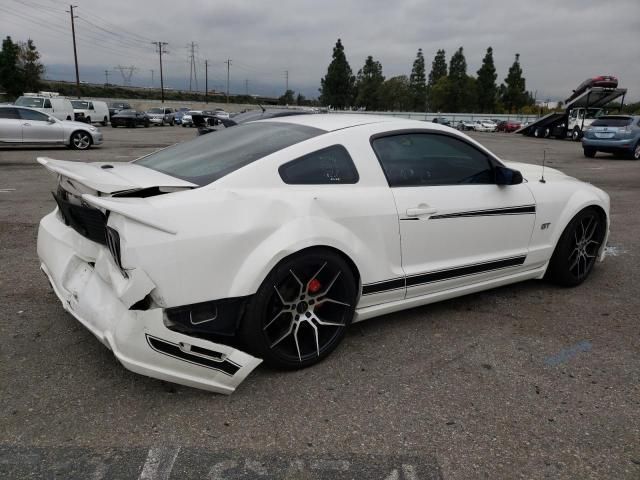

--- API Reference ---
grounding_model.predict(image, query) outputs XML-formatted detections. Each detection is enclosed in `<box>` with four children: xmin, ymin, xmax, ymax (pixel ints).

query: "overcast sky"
<box><xmin>1</xmin><ymin>0</ymin><xmax>639</xmax><ymax>101</ymax></box>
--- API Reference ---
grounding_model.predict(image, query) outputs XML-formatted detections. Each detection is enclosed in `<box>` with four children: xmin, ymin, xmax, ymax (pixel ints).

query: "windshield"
<box><xmin>71</xmin><ymin>100</ymin><xmax>89</xmax><ymax>109</ymax></box>
<box><xmin>135</xmin><ymin>122</ymin><xmax>323</xmax><ymax>186</ymax></box>
<box><xmin>591</xmin><ymin>117</ymin><xmax>632</xmax><ymax>127</ymax></box>
<box><xmin>585</xmin><ymin>109</ymin><xmax>602</xmax><ymax>119</ymax></box>
<box><xmin>15</xmin><ymin>97</ymin><xmax>44</xmax><ymax>108</ymax></box>
<box><xmin>148</xmin><ymin>108</ymin><xmax>163</xmax><ymax>113</ymax></box>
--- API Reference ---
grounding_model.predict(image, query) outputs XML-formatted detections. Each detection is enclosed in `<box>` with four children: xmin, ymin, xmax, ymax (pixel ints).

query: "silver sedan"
<box><xmin>0</xmin><ymin>106</ymin><xmax>103</xmax><ymax>150</ymax></box>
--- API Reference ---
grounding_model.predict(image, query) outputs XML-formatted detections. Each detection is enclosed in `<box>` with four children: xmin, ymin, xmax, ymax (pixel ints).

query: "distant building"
<box><xmin>536</xmin><ymin>100</ymin><xmax>559</xmax><ymax>109</ymax></box>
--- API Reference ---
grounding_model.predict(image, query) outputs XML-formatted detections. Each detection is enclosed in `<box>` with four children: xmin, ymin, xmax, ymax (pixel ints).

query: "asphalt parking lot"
<box><xmin>1</xmin><ymin>124</ymin><xmax>638</xmax><ymax>480</ymax></box>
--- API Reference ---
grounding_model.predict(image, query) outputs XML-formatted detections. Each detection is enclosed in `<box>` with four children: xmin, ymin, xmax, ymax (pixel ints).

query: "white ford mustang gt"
<box><xmin>37</xmin><ymin>114</ymin><xmax>610</xmax><ymax>394</ymax></box>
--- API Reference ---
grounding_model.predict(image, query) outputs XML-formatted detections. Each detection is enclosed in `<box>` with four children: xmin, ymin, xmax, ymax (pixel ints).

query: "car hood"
<box><xmin>502</xmin><ymin>161</ymin><xmax>569</xmax><ymax>182</ymax></box>
<box><xmin>61</xmin><ymin>120</ymin><xmax>97</xmax><ymax>129</ymax></box>
<box><xmin>37</xmin><ymin>157</ymin><xmax>197</xmax><ymax>194</ymax></box>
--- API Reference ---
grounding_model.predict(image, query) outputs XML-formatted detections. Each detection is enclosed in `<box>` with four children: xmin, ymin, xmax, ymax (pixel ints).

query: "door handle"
<box><xmin>22</xmin><ymin>123</ymin><xmax>31</xmax><ymax>126</ymax></box>
<box><xmin>406</xmin><ymin>204</ymin><xmax>437</xmax><ymax>217</ymax></box>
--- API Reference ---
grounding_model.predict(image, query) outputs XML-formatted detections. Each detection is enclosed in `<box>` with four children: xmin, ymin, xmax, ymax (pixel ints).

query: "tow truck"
<box><xmin>517</xmin><ymin>86</ymin><xmax>627</xmax><ymax>141</ymax></box>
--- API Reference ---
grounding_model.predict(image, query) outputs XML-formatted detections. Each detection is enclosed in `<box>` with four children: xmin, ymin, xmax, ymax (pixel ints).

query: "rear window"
<box><xmin>135</xmin><ymin>122</ymin><xmax>323</xmax><ymax>185</ymax></box>
<box><xmin>148</xmin><ymin>108</ymin><xmax>163</xmax><ymax>114</ymax></box>
<box><xmin>591</xmin><ymin>117</ymin><xmax>632</xmax><ymax>127</ymax></box>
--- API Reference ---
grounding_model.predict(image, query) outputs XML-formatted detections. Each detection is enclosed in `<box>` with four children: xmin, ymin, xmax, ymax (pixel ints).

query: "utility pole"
<box><xmin>152</xmin><ymin>42</ymin><xmax>168</xmax><ymax>103</ymax></box>
<box><xmin>284</xmin><ymin>70</ymin><xmax>289</xmax><ymax>92</ymax></box>
<box><xmin>225</xmin><ymin>58</ymin><xmax>232</xmax><ymax>104</ymax></box>
<box><xmin>149</xmin><ymin>69</ymin><xmax>154</xmax><ymax>88</ymax></box>
<box><xmin>204</xmin><ymin>60</ymin><xmax>208</xmax><ymax>104</ymax></box>
<box><xmin>104</xmin><ymin>70</ymin><xmax>110</xmax><ymax>85</ymax></box>
<box><xmin>67</xmin><ymin>5</ymin><xmax>80</xmax><ymax>98</ymax></box>
<box><xmin>188</xmin><ymin>42</ymin><xmax>198</xmax><ymax>91</ymax></box>
<box><xmin>245</xmin><ymin>79</ymin><xmax>248</xmax><ymax>96</ymax></box>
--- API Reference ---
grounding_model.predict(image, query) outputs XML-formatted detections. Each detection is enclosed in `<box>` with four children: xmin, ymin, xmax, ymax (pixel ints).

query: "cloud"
<box><xmin>1</xmin><ymin>0</ymin><xmax>638</xmax><ymax>101</ymax></box>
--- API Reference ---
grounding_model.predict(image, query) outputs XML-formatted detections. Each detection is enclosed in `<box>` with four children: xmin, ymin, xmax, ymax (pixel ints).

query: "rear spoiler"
<box><xmin>81</xmin><ymin>194</ymin><xmax>178</xmax><ymax>235</ymax></box>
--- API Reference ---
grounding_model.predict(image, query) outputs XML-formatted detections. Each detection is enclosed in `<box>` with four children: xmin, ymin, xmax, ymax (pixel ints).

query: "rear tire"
<box><xmin>627</xmin><ymin>142</ymin><xmax>640</xmax><ymax>160</ymax></box>
<box><xmin>545</xmin><ymin>207</ymin><xmax>606</xmax><ymax>287</ymax></box>
<box><xmin>240</xmin><ymin>249</ymin><xmax>357</xmax><ymax>369</ymax></box>
<box><xmin>571</xmin><ymin>127</ymin><xmax>582</xmax><ymax>141</ymax></box>
<box><xmin>144</xmin><ymin>120</ymin><xmax>150</xmax><ymax>128</ymax></box>
<box><xmin>101</xmin><ymin>117</ymin><xmax>108</xmax><ymax>126</ymax></box>
<box><xmin>583</xmin><ymin>148</ymin><xmax>596</xmax><ymax>158</ymax></box>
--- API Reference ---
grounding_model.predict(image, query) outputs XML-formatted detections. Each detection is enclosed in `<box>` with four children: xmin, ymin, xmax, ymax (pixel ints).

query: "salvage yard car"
<box><xmin>71</xmin><ymin>99</ymin><xmax>110</xmax><ymax>126</ymax></box>
<box><xmin>110</xmin><ymin>109</ymin><xmax>150</xmax><ymax>128</ymax></box>
<box><xmin>0</xmin><ymin>105</ymin><xmax>102</xmax><ymax>149</ymax></box>
<box><xmin>146</xmin><ymin>107</ymin><xmax>175</xmax><ymax>126</ymax></box>
<box><xmin>582</xmin><ymin>115</ymin><xmax>640</xmax><ymax>159</ymax></box>
<box><xmin>36</xmin><ymin>114</ymin><xmax>610</xmax><ymax>394</ymax></box>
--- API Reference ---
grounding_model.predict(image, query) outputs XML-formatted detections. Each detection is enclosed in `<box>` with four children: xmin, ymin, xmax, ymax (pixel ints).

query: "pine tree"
<box><xmin>427</xmin><ymin>49</ymin><xmax>447</xmax><ymax>109</ymax></box>
<box><xmin>409</xmin><ymin>48</ymin><xmax>426</xmax><ymax>112</ymax></box>
<box><xmin>0</xmin><ymin>36</ymin><xmax>22</xmax><ymax>98</ymax></box>
<box><xmin>355</xmin><ymin>56</ymin><xmax>385</xmax><ymax>110</ymax></box>
<box><xmin>319</xmin><ymin>38</ymin><xmax>356</xmax><ymax>109</ymax></box>
<box><xmin>503</xmin><ymin>53</ymin><xmax>527</xmax><ymax>113</ymax></box>
<box><xmin>476</xmin><ymin>47</ymin><xmax>497</xmax><ymax>113</ymax></box>
<box><xmin>445</xmin><ymin>47</ymin><xmax>469</xmax><ymax>112</ymax></box>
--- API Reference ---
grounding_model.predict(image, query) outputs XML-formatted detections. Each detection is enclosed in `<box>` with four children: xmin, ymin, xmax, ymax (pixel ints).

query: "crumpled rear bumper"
<box><xmin>37</xmin><ymin>210</ymin><xmax>261</xmax><ymax>394</ymax></box>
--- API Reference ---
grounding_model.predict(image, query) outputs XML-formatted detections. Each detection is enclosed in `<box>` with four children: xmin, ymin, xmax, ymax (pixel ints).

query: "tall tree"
<box><xmin>445</xmin><ymin>47</ymin><xmax>471</xmax><ymax>112</ymax></box>
<box><xmin>319</xmin><ymin>38</ymin><xmax>356</xmax><ymax>109</ymax></box>
<box><xmin>409</xmin><ymin>48</ymin><xmax>427</xmax><ymax>111</ymax></box>
<box><xmin>427</xmin><ymin>49</ymin><xmax>447</xmax><ymax>109</ymax></box>
<box><xmin>278</xmin><ymin>89</ymin><xmax>295</xmax><ymax>105</ymax></box>
<box><xmin>476</xmin><ymin>47</ymin><xmax>497</xmax><ymax>113</ymax></box>
<box><xmin>0</xmin><ymin>36</ymin><xmax>22</xmax><ymax>98</ymax></box>
<box><xmin>355</xmin><ymin>55</ymin><xmax>385</xmax><ymax>110</ymax></box>
<box><xmin>378</xmin><ymin>75</ymin><xmax>412</xmax><ymax>111</ymax></box>
<box><xmin>502</xmin><ymin>53</ymin><xmax>527</xmax><ymax>113</ymax></box>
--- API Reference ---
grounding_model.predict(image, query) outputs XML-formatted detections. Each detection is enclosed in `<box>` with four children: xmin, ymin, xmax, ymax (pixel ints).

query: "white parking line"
<box><xmin>0</xmin><ymin>188</ymin><xmax>16</xmax><ymax>193</ymax></box>
<box><xmin>138</xmin><ymin>446</ymin><xmax>180</xmax><ymax>480</ymax></box>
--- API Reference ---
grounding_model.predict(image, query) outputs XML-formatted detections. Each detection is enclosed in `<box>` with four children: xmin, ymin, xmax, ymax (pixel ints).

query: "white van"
<box><xmin>70</xmin><ymin>99</ymin><xmax>110</xmax><ymax>125</ymax></box>
<box><xmin>14</xmin><ymin>92</ymin><xmax>74</xmax><ymax>121</ymax></box>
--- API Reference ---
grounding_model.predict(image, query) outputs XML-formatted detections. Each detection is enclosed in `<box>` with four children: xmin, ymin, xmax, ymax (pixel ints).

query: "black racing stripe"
<box><xmin>406</xmin><ymin>256</ymin><xmax>526</xmax><ymax>288</ymax></box>
<box><xmin>429</xmin><ymin>205</ymin><xmax>536</xmax><ymax>220</ymax></box>
<box><xmin>362</xmin><ymin>278</ymin><xmax>405</xmax><ymax>295</ymax></box>
<box><xmin>146</xmin><ymin>335</ymin><xmax>240</xmax><ymax>376</ymax></box>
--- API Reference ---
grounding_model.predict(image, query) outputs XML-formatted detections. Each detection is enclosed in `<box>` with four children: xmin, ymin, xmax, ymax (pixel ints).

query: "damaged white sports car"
<box><xmin>37</xmin><ymin>114</ymin><xmax>610</xmax><ymax>394</ymax></box>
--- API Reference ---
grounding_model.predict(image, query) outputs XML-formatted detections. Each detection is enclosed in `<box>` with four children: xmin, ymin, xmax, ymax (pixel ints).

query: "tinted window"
<box><xmin>136</xmin><ymin>122</ymin><xmax>323</xmax><ymax>186</ymax></box>
<box><xmin>591</xmin><ymin>117</ymin><xmax>632</xmax><ymax>127</ymax></box>
<box><xmin>0</xmin><ymin>108</ymin><xmax>20</xmax><ymax>119</ymax></box>
<box><xmin>18</xmin><ymin>108</ymin><xmax>49</xmax><ymax>121</ymax></box>
<box><xmin>44</xmin><ymin>99</ymin><xmax>52</xmax><ymax>108</ymax></box>
<box><xmin>279</xmin><ymin>145</ymin><xmax>358</xmax><ymax>185</ymax></box>
<box><xmin>148</xmin><ymin>108</ymin><xmax>163</xmax><ymax>114</ymax></box>
<box><xmin>372</xmin><ymin>133</ymin><xmax>494</xmax><ymax>187</ymax></box>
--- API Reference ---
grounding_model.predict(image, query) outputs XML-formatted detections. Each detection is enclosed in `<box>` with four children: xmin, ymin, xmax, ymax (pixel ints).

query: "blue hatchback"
<box><xmin>582</xmin><ymin>115</ymin><xmax>640</xmax><ymax>160</ymax></box>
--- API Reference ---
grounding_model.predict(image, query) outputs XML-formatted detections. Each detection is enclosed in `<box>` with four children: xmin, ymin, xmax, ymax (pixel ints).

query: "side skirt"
<box><xmin>353</xmin><ymin>265</ymin><xmax>546</xmax><ymax>323</ymax></box>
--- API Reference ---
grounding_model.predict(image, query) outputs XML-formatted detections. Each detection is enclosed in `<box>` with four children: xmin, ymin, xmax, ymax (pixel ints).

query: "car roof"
<box><xmin>259</xmin><ymin>113</ymin><xmax>456</xmax><ymax>133</ymax></box>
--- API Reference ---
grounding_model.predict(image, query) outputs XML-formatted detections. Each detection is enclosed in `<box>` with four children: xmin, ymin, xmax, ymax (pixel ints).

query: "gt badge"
<box><xmin>541</xmin><ymin>222</ymin><xmax>551</xmax><ymax>230</ymax></box>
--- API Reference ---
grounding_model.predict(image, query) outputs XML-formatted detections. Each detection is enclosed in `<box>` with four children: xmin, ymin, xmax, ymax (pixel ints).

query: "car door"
<box><xmin>0</xmin><ymin>108</ymin><xmax>23</xmax><ymax>143</ymax></box>
<box><xmin>371</xmin><ymin>131</ymin><xmax>536</xmax><ymax>299</ymax></box>
<box><xmin>18</xmin><ymin>108</ymin><xmax>64</xmax><ymax>143</ymax></box>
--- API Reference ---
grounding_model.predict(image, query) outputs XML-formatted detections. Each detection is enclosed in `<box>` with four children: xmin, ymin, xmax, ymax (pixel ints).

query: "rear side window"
<box><xmin>44</xmin><ymin>99</ymin><xmax>52</xmax><ymax>108</ymax></box>
<box><xmin>591</xmin><ymin>117</ymin><xmax>632</xmax><ymax>127</ymax></box>
<box><xmin>372</xmin><ymin>133</ymin><xmax>494</xmax><ymax>187</ymax></box>
<box><xmin>0</xmin><ymin>108</ymin><xmax>20</xmax><ymax>119</ymax></box>
<box><xmin>279</xmin><ymin>145</ymin><xmax>359</xmax><ymax>185</ymax></box>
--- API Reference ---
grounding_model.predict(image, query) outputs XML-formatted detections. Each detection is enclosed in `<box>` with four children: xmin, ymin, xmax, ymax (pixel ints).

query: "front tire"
<box><xmin>583</xmin><ymin>148</ymin><xmax>597</xmax><ymax>158</ymax></box>
<box><xmin>69</xmin><ymin>131</ymin><xmax>92</xmax><ymax>150</ymax></box>
<box><xmin>240</xmin><ymin>249</ymin><xmax>357</xmax><ymax>369</ymax></box>
<box><xmin>545</xmin><ymin>207</ymin><xmax>606</xmax><ymax>287</ymax></box>
<box><xmin>571</xmin><ymin>127</ymin><xmax>582</xmax><ymax>141</ymax></box>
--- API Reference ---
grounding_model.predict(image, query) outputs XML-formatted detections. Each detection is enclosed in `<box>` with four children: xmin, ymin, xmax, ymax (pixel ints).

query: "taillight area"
<box><xmin>106</xmin><ymin>226</ymin><xmax>128</xmax><ymax>278</ymax></box>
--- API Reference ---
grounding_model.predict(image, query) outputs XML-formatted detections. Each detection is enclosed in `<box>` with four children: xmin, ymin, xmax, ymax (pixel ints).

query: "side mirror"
<box><xmin>48</xmin><ymin>117</ymin><xmax>56</xmax><ymax>124</ymax></box>
<box><xmin>495</xmin><ymin>166</ymin><xmax>523</xmax><ymax>185</ymax></box>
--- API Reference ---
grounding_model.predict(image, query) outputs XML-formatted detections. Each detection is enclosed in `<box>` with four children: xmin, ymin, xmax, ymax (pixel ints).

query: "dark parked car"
<box><xmin>110</xmin><ymin>110</ymin><xmax>150</xmax><ymax>128</ymax></box>
<box><xmin>432</xmin><ymin>117</ymin><xmax>451</xmax><ymax>126</ymax></box>
<box><xmin>497</xmin><ymin>120</ymin><xmax>522</xmax><ymax>132</ymax></box>
<box><xmin>174</xmin><ymin>107</ymin><xmax>191</xmax><ymax>125</ymax></box>
<box><xmin>566</xmin><ymin>75</ymin><xmax>618</xmax><ymax>103</ymax></box>
<box><xmin>194</xmin><ymin>108</ymin><xmax>314</xmax><ymax>135</ymax></box>
<box><xmin>582</xmin><ymin>115</ymin><xmax>640</xmax><ymax>159</ymax></box>
<box><xmin>108</xmin><ymin>102</ymin><xmax>132</xmax><ymax>118</ymax></box>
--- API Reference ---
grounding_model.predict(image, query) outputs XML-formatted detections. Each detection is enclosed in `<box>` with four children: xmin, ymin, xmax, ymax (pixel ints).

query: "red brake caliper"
<box><xmin>308</xmin><ymin>278</ymin><xmax>322</xmax><ymax>294</ymax></box>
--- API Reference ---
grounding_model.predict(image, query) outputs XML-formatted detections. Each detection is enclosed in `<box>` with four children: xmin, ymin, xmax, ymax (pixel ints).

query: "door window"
<box><xmin>0</xmin><ymin>108</ymin><xmax>20</xmax><ymax>119</ymax></box>
<box><xmin>18</xmin><ymin>108</ymin><xmax>50</xmax><ymax>121</ymax></box>
<box><xmin>279</xmin><ymin>145</ymin><xmax>359</xmax><ymax>184</ymax></box>
<box><xmin>371</xmin><ymin>133</ymin><xmax>494</xmax><ymax>187</ymax></box>
<box><xmin>44</xmin><ymin>99</ymin><xmax>52</xmax><ymax>108</ymax></box>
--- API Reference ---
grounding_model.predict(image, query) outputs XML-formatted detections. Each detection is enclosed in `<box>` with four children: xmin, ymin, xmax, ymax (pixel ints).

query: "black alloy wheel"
<box><xmin>241</xmin><ymin>249</ymin><xmax>357</xmax><ymax>369</ymax></box>
<box><xmin>545</xmin><ymin>207</ymin><xmax>606</xmax><ymax>286</ymax></box>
